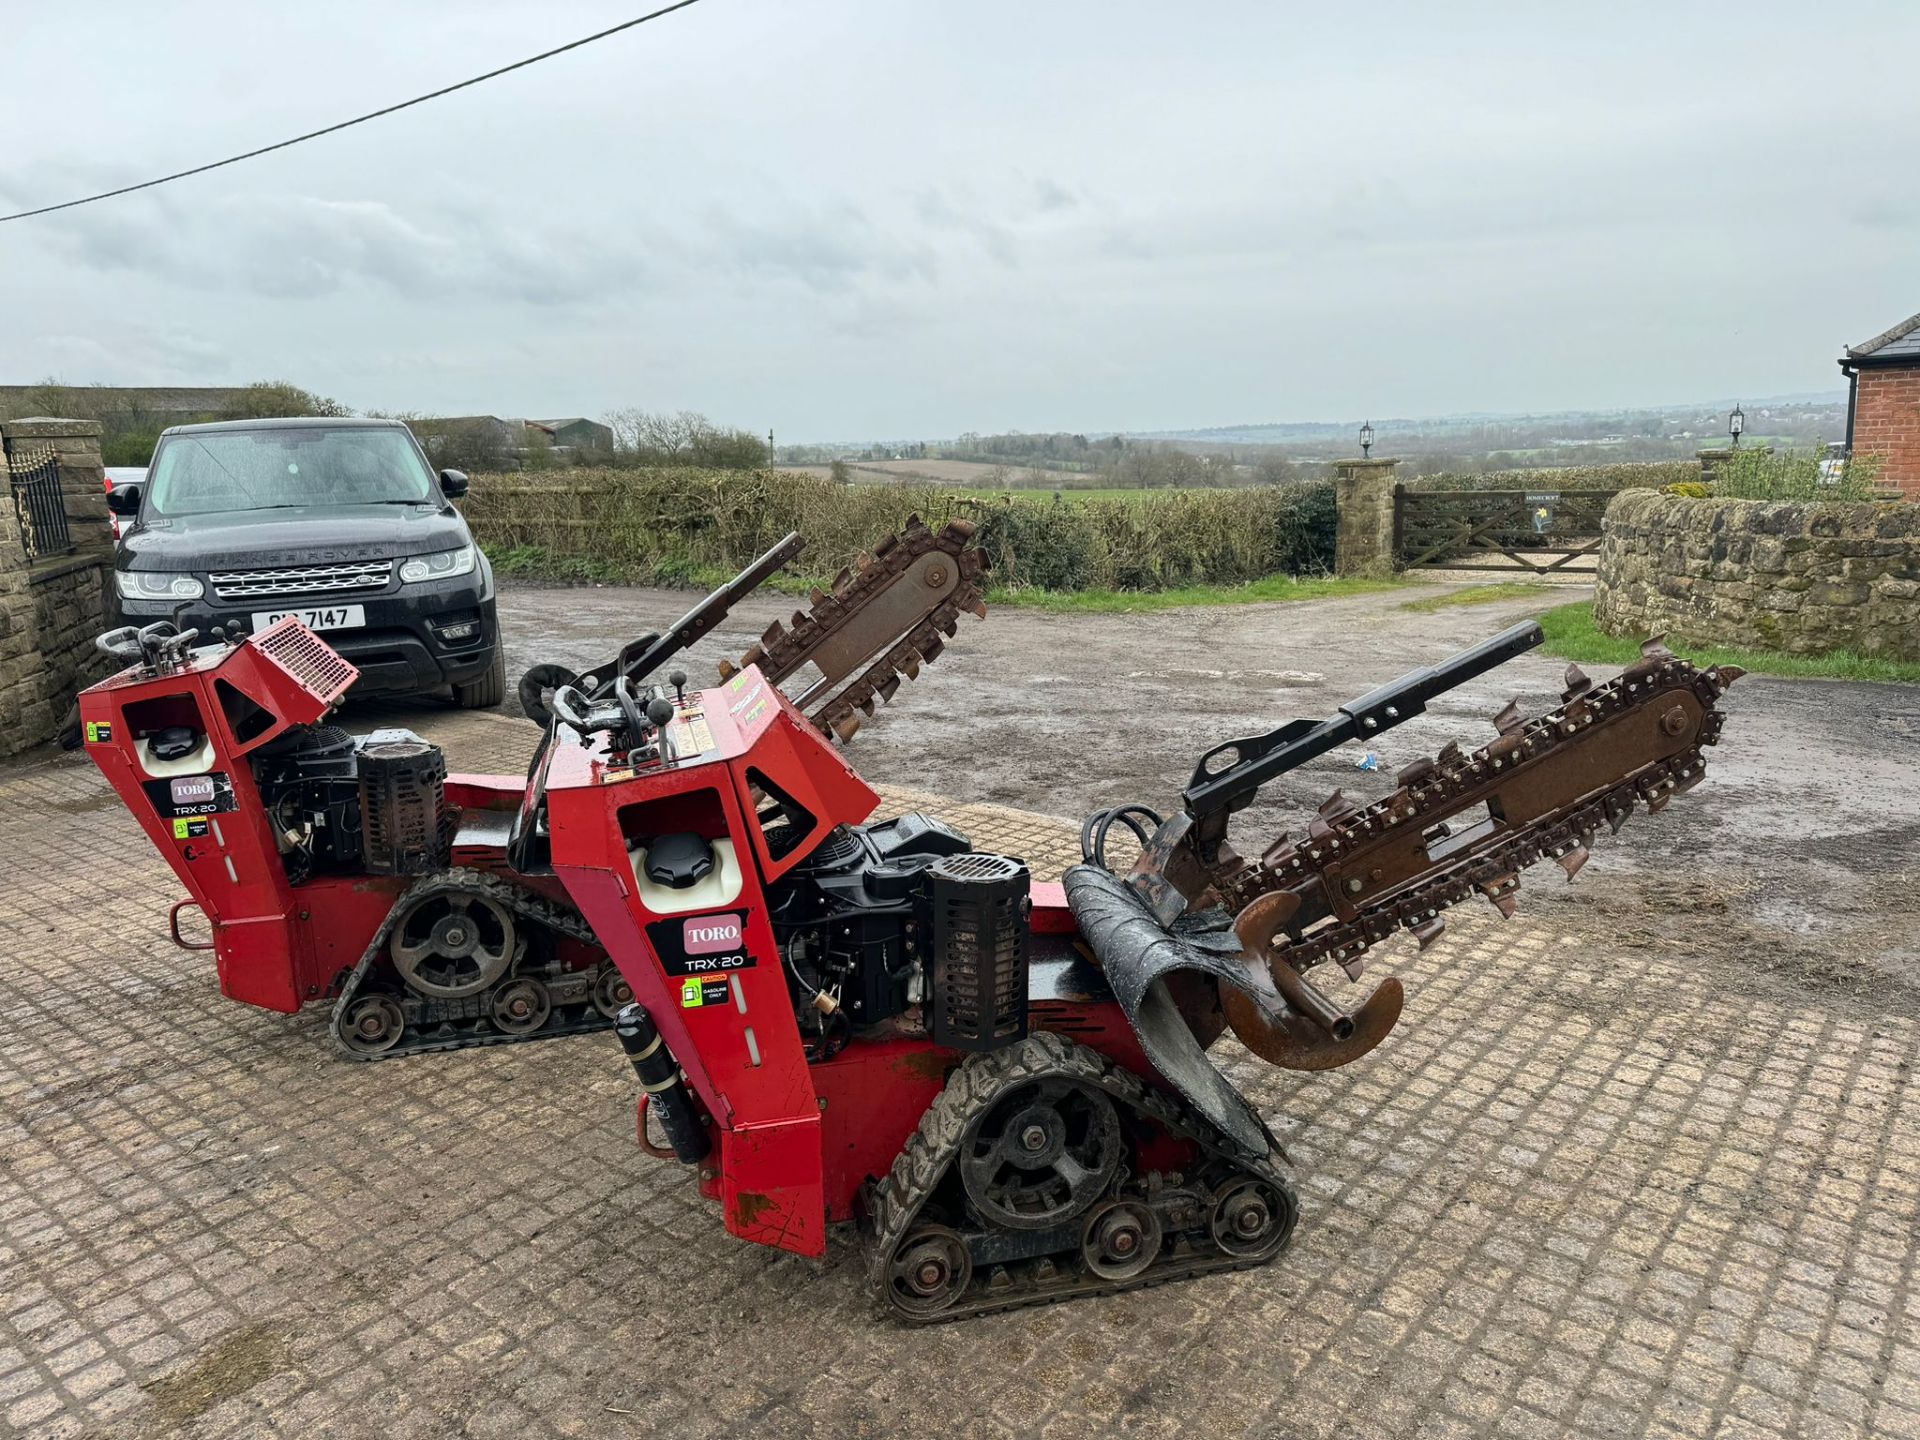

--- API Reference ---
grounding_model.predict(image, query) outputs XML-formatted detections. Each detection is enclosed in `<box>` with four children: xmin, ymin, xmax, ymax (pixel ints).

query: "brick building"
<box><xmin>1840</xmin><ymin>310</ymin><xmax>1920</xmax><ymax>498</ymax></box>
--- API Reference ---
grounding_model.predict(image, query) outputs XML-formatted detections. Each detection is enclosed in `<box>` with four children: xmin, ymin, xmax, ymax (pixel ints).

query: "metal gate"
<box><xmin>1394</xmin><ymin>486</ymin><xmax>1612</xmax><ymax>574</ymax></box>
<box><xmin>2</xmin><ymin>444</ymin><xmax>73</xmax><ymax>560</ymax></box>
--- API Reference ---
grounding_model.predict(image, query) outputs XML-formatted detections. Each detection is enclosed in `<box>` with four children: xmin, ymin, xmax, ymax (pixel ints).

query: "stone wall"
<box><xmin>0</xmin><ymin>419</ymin><xmax>114</xmax><ymax>757</ymax></box>
<box><xmin>1594</xmin><ymin>489</ymin><xmax>1920</xmax><ymax>659</ymax></box>
<box><xmin>1333</xmin><ymin>458</ymin><xmax>1400</xmax><ymax>577</ymax></box>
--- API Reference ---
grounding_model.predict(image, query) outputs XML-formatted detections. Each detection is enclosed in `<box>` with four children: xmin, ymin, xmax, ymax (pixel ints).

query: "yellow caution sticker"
<box><xmin>84</xmin><ymin>721</ymin><xmax>113</xmax><ymax>744</ymax></box>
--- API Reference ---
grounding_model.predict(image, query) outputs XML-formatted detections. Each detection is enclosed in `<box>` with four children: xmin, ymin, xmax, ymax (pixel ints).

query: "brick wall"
<box><xmin>1852</xmin><ymin>362</ymin><xmax>1920</xmax><ymax>499</ymax></box>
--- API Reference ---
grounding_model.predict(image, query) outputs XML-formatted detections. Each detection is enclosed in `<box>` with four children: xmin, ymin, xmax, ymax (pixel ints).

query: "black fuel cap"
<box><xmin>645</xmin><ymin>832</ymin><xmax>716</xmax><ymax>889</ymax></box>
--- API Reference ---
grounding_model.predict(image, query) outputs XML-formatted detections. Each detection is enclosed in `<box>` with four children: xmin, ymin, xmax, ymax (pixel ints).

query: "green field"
<box><xmin>1534</xmin><ymin>601</ymin><xmax>1920</xmax><ymax>684</ymax></box>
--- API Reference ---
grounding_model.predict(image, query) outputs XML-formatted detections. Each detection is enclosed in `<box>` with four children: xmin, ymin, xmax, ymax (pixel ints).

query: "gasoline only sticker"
<box><xmin>84</xmin><ymin>721</ymin><xmax>113</xmax><ymax>744</ymax></box>
<box><xmin>171</xmin><ymin>817</ymin><xmax>211</xmax><ymax>840</ymax></box>
<box><xmin>680</xmin><ymin>978</ymin><xmax>730</xmax><ymax>1008</ymax></box>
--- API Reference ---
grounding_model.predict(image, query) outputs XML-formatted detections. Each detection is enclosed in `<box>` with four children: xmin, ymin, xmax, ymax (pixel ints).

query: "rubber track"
<box><xmin>864</xmin><ymin>1031</ymin><xmax>1298</xmax><ymax>1323</ymax></box>
<box><xmin>1212</xmin><ymin>653</ymin><xmax>1739</xmax><ymax>979</ymax></box>
<box><xmin>327</xmin><ymin>867</ymin><xmax>618</xmax><ymax>1062</ymax></box>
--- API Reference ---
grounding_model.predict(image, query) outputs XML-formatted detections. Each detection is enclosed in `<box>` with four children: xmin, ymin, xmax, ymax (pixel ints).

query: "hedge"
<box><xmin>461</xmin><ymin>468</ymin><xmax>1336</xmax><ymax>592</ymax></box>
<box><xmin>1402</xmin><ymin>461</ymin><xmax>1698</xmax><ymax>493</ymax></box>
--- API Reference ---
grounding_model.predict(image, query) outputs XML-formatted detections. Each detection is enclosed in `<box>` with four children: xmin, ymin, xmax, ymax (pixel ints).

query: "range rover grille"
<box><xmin>210</xmin><ymin>560</ymin><xmax>393</xmax><ymax>600</ymax></box>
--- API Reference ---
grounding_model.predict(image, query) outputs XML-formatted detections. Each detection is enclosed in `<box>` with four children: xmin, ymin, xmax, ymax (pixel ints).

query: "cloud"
<box><xmin>699</xmin><ymin>202</ymin><xmax>939</xmax><ymax>292</ymax></box>
<box><xmin>1032</xmin><ymin>177</ymin><xmax>1078</xmax><ymax>213</ymax></box>
<box><xmin>34</xmin><ymin>190</ymin><xmax>642</xmax><ymax>306</ymax></box>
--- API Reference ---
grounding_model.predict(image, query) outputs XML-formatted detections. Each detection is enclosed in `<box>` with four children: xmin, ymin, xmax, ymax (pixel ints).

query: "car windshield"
<box><xmin>146</xmin><ymin>427</ymin><xmax>435</xmax><ymax>516</ymax></box>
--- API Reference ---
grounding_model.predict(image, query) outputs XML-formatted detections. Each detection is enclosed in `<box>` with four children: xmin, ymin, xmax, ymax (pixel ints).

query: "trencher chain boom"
<box><xmin>80</xmin><ymin>517</ymin><xmax>1741</xmax><ymax>1320</ymax></box>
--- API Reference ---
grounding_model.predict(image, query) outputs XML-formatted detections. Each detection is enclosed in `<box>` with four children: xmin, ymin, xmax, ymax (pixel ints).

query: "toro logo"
<box><xmin>170</xmin><ymin>775</ymin><xmax>216</xmax><ymax>807</ymax></box>
<box><xmin>683</xmin><ymin>915</ymin><xmax>743</xmax><ymax>955</ymax></box>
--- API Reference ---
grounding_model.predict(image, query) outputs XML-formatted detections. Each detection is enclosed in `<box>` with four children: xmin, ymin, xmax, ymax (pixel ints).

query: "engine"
<box><xmin>764</xmin><ymin>814</ymin><xmax>1031</xmax><ymax>1057</ymax></box>
<box><xmin>250</xmin><ymin>724</ymin><xmax>449</xmax><ymax>884</ymax></box>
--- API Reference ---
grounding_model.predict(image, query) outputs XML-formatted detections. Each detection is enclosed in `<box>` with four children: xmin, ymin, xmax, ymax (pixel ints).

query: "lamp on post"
<box><xmin>1359</xmin><ymin>420</ymin><xmax>1374</xmax><ymax>458</ymax></box>
<box><xmin>1728</xmin><ymin>404</ymin><xmax>1744</xmax><ymax>448</ymax></box>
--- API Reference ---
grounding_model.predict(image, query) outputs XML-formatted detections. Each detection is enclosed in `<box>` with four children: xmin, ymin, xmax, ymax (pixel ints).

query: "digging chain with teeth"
<box><xmin>328</xmin><ymin>867</ymin><xmax>624</xmax><ymax>1061</ymax></box>
<box><xmin>720</xmin><ymin>515</ymin><xmax>988</xmax><ymax>744</ymax></box>
<box><xmin>863</xmin><ymin>1031</ymin><xmax>1299</xmax><ymax>1323</ymax></box>
<box><xmin>1205</xmin><ymin>648</ymin><xmax>1741</xmax><ymax>983</ymax></box>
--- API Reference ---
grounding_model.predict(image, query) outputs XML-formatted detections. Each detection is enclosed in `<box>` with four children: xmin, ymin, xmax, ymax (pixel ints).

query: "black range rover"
<box><xmin>109</xmin><ymin>417</ymin><xmax>504</xmax><ymax>706</ymax></box>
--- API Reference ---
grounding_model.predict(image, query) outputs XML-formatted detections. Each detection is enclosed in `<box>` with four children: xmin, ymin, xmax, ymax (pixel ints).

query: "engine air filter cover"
<box><xmin>358</xmin><ymin>732</ymin><xmax>449</xmax><ymax>875</ymax></box>
<box><xmin>927</xmin><ymin>852</ymin><xmax>1030</xmax><ymax>1053</ymax></box>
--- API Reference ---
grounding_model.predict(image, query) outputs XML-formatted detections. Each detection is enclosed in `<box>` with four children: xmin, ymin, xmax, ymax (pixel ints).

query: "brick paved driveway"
<box><xmin>2</xmin><ymin>701</ymin><xmax>1916</xmax><ymax>1440</ymax></box>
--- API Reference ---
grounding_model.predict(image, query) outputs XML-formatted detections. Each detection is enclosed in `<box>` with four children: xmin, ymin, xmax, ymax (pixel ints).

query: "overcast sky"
<box><xmin>2</xmin><ymin>1</ymin><xmax>1913</xmax><ymax>439</ymax></box>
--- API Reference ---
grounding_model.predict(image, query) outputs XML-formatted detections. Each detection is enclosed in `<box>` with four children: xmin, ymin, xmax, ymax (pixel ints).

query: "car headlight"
<box><xmin>117</xmin><ymin>571</ymin><xmax>204</xmax><ymax>601</ymax></box>
<box><xmin>399</xmin><ymin>545</ymin><xmax>477</xmax><ymax>585</ymax></box>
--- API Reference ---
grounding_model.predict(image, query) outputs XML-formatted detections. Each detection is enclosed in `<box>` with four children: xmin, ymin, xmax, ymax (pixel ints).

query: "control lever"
<box><xmin>95</xmin><ymin>626</ymin><xmax>143</xmax><ymax>663</ymax></box>
<box><xmin>550</xmin><ymin>683</ymin><xmax>590</xmax><ymax>732</ymax></box>
<box><xmin>670</xmin><ymin>669</ymin><xmax>688</xmax><ymax>706</ymax></box>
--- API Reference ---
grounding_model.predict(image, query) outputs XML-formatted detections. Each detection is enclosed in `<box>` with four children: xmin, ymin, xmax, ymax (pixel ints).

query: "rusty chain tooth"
<box><xmin>1562</xmin><ymin>663</ymin><xmax>1592</xmax><ymax>700</ymax></box>
<box><xmin>831</xmin><ymin>712</ymin><xmax>861</xmax><ymax>742</ymax></box>
<box><xmin>876</xmin><ymin>675</ymin><xmax>901</xmax><ymax>704</ymax></box>
<box><xmin>1409</xmin><ymin>916</ymin><xmax>1447</xmax><ymax>949</ymax></box>
<box><xmin>1640</xmin><ymin>634</ymin><xmax>1674</xmax><ymax>660</ymax></box>
<box><xmin>1492</xmin><ymin>698</ymin><xmax>1525</xmax><ymax>735</ymax></box>
<box><xmin>1556</xmin><ymin>845</ymin><xmax>1589</xmax><ymax>880</ymax></box>
<box><xmin>760</xmin><ymin>621</ymin><xmax>784</xmax><ymax>647</ymax></box>
<box><xmin>1437</xmin><ymin>741</ymin><xmax>1465</xmax><ymax>768</ymax></box>
<box><xmin>1395</xmin><ymin>756</ymin><xmax>1437</xmax><ymax>788</ymax></box>
<box><xmin>830</xmin><ymin>566</ymin><xmax>853</xmax><ymax>594</ymax></box>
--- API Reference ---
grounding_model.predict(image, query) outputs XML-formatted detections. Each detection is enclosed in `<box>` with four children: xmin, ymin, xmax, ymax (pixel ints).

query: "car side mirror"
<box><xmin>439</xmin><ymin>469</ymin><xmax>469</xmax><ymax>498</ymax></box>
<box><xmin>106</xmin><ymin>485</ymin><xmax>142</xmax><ymax>517</ymax></box>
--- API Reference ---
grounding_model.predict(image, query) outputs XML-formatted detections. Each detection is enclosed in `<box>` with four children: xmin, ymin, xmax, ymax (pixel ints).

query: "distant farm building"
<box><xmin>534</xmin><ymin>417</ymin><xmax>614</xmax><ymax>452</ymax></box>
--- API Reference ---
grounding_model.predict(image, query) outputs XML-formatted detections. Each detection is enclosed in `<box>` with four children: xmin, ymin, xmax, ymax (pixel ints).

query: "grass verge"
<box><xmin>1535</xmin><ymin>601</ymin><xmax>1920</xmax><ymax>684</ymax></box>
<box><xmin>987</xmin><ymin>575</ymin><xmax>1401</xmax><ymax>614</ymax></box>
<box><xmin>1400</xmin><ymin>582</ymin><xmax>1553</xmax><ymax>613</ymax></box>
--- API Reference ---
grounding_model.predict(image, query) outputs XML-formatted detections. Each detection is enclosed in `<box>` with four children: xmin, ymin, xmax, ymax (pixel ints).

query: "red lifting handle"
<box><xmin>168</xmin><ymin>899</ymin><xmax>215</xmax><ymax>951</ymax></box>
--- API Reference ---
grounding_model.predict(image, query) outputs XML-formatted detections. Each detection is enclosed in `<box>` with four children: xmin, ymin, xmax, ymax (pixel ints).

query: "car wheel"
<box><xmin>452</xmin><ymin>645</ymin><xmax>506</xmax><ymax>709</ymax></box>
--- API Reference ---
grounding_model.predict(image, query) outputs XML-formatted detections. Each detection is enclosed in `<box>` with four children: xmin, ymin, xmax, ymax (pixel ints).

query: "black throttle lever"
<box><xmin>95</xmin><ymin>626</ymin><xmax>144</xmax><ymax>663</ymax></box>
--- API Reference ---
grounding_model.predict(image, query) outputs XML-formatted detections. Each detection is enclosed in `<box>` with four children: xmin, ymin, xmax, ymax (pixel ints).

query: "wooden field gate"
<box><xmin>1394</xmin><ymin>486</ymin><xmax>1614</xmax><ymax>574</ymax></box>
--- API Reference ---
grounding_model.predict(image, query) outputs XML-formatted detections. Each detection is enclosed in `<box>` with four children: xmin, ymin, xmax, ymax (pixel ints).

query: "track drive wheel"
<box><xmin>957</xmin><ymin>1075</ymin><xmax>1122</xmax><ymax>1230</ymax></box>
<box><xmin>389</xmin><ymin>891</ymin><xmax>517</xmax><ymax>999</ymax></box>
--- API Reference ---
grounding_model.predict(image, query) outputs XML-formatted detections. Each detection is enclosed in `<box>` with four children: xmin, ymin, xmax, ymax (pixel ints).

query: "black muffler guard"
<box><xmin>1062</xmin><ymin>864</ymin><xmax>1288</xmax><ymax>1161</ymax></box>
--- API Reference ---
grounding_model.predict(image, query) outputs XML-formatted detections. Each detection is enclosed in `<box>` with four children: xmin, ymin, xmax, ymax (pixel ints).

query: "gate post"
<box><xmin>1333</xmin><ymin>457</ymin><xmax>1401</xmax><ymax>577</ymax></box>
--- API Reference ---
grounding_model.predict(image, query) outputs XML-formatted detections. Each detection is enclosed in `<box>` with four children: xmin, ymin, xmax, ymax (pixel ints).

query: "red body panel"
<box><xmin>79</xmin><ymin>621</ymin><xmax>362</xmax><ymax>1012</ymax></box>
<box><xmin>542</xmin><ymin>666</ymin><xmax>883</xmax><ymax>1257</ymax></box>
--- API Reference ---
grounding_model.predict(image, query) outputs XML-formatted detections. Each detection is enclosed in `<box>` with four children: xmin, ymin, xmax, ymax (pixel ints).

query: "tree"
<box><xmin>603</xmin><ymin>409</ymin><xmax>768</xmax><ymax>469</ymax></box>
<box><xmin>217</xmin><ymin>381</ymin><xmax>350</xmax><ymax>420</ymax></box>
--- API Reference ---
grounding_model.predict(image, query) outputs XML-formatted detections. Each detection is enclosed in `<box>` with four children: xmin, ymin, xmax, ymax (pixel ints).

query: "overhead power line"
<box><xmin>0</xmin><ymin>0</ymin><xmax>709</xmax><ymax>225</ymax></box>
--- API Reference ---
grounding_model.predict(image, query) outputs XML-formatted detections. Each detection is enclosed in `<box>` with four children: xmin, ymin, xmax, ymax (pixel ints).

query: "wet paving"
<box><xmin>1</xmin><ymin>577</ymin><xmax>1916</xmax><ymax>1438</ymax></box>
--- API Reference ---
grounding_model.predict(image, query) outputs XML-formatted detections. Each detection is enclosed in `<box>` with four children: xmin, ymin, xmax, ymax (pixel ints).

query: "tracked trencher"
<box><xmin>79</xmin><ymin>519</ymin><xmax>1739</xmax><ymax>1320</ymax></box>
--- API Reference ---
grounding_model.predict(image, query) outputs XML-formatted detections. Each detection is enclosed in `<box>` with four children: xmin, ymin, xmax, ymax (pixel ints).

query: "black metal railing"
<box><xmin>4</xmin><ymin>448</ymin><xmax>73</xmax><ymax>560</ymax></box>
